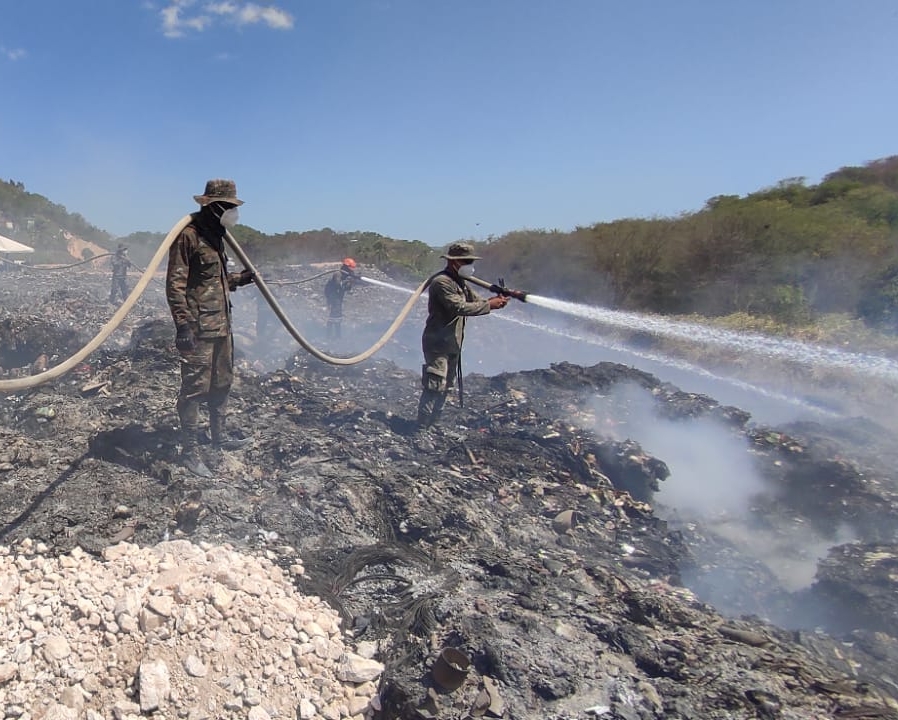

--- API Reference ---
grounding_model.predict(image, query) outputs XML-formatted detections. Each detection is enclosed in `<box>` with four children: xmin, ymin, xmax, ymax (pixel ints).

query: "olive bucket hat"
<box><xmin>440</xmin><ymin>242</ymin><xmax>481</xmax><ymax>261</ymax></box>
<box><xmin>194</xmin><ymin>179</ymin><xmax>244</xmax><ymax>207</ymax></box>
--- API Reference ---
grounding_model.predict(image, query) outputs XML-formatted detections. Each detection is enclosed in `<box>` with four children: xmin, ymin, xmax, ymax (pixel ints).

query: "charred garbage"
<box><xmin>1</xmin><ymin>269</ymin><xmax>897</xmax><ymax>719</ymax></box>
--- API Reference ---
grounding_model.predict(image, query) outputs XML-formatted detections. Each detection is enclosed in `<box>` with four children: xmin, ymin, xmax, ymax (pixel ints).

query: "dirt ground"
<box><xmin>2</xmin><ymin>264</ymin><xmax>898</xmax><ymax>719</ymax></box>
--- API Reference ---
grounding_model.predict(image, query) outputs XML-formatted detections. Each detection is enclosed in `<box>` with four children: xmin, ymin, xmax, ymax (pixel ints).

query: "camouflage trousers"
<box><xmin>109</xmin><ymin>276</ymin><xmax>128</xmax><ymax>303</ymax></box>
<box><xmin>416</xmin><ymin>352</ymin><xmax>459</xmax><ymax>427</ymax></box>
<box><xmin>177</xmin><ymin>335</ymin><xmax>234</xmax><ymax>438</ymax></box>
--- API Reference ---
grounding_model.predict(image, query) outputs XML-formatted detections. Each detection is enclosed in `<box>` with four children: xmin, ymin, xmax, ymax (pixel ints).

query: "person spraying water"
<box><xmin>416</xmin><ymin>242</ymin><xmax>523</xmax><ymax>431</ymax></box>
<box><xmin>324</xmin><ymin>257</ymin><xmax>362</xmax><ymax>340</ymax></box>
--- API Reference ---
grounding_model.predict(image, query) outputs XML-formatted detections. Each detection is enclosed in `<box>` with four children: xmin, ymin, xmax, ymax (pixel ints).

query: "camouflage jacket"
<box><xmin>166</xmin><ymin>213</ymin><xmax>245</xmax><ymax>338</ymax></box>
<box><xmin>111</xmin><ymin>252</ymin><xmax>130</xmax><ymax>278</ymax></box>
<box><xmin>421</xmin><ymin>270</ymin><xmax>490</xmax><ymax>356</ymax></box>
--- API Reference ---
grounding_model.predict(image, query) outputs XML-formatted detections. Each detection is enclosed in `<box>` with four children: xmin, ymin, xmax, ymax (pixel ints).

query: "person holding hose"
<box><xmin>166</xmin><ymin>179</ymin><xmax>255</xmax><ymax>478</ymax></box>
<box><xmin>324</xmin><ymin>257</ymin><xmax>360</xmax><ymax>340</ymax></box>
<box><xmin>109</xmin><ymin>243</ymin><xmax>133</xmax><ymax>303</ymax></box>
<box><xmin>417</xmin><ymin>242</ymin><xmax>508</xmax><ymax>431</ymax></box>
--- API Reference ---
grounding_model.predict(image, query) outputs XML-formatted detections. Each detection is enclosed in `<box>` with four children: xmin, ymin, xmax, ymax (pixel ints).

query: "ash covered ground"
<box><xmin>2</xmin><ymin>263</ymin><xmax>898</xmax><ymax>719</ymax></box>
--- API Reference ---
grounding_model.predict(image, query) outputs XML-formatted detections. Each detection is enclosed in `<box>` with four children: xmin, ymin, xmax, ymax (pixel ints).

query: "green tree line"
<box><xmin>476</xmin><ymin>156</ymin><xmax>898</xmax><ymax>329</ymax></box>
<box><xmin>3</xmin><ymin>155</ymin><xmax>898</xmax><ymax>329</ymax></box>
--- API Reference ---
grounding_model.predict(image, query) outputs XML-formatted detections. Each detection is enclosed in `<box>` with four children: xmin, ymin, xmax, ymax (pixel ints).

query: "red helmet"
<box><xmin>342</xmin><ymin>258</ymin><xmax>357</xmax><ymax>269</ymax></box>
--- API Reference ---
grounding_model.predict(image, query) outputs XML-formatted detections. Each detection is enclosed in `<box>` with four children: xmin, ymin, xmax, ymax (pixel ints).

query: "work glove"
<box><xmin>237</xmin><ymin>269</ymin><xmax>255</xmax><ymax>286</ymax></box>
<box><xmin>175</xmin><ymin>325</ymin><xmax>196</xmax><ymax>353</ymax></box>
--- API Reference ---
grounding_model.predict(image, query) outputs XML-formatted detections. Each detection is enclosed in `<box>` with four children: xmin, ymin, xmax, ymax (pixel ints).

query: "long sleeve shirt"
<box><xmin>166</xmin><ymin>213</ymin><xmax>245</xmax><ymax>338</ymax></box>
<box><xmin>421</xmin><ymin>270</ymin><xmax>490</xmax><ymax>355</ymax></box>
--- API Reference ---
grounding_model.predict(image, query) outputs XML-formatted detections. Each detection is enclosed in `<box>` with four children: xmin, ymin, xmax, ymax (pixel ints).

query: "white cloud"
<box><xmin>2</xmin><ymin>47</ymin><xmax>27</xmax><ymax>61</ymax></box>
<box><xmin>206</xmin><ymin>1</ymin><xmax>240</xmax><ymax>16</ymax></box>
<box><xmin>236</xmin><ymin>4</ymin><xmax>294</xmax><ymax>29</ymax></box>
<box><xmin>159</xmin><ymin>0</ymin><xmax>212</xmax><ymax>37</ymax></box>
<box><xmin>159</xmin><ymin>0</ymin><xmax>293</xmax><ymax>37</ymax></box>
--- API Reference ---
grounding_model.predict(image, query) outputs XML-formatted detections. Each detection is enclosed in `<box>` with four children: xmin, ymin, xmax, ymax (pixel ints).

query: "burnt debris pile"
<box><xmin>1</xmin><ymin>271</ymin><xmax>898</xmax><ymax>719</ymax></box>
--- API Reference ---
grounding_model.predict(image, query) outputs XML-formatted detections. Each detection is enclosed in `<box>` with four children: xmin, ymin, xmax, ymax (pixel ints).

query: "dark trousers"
<box><xmin>326</xmin><ymin>301</ymin><xmax>343</xmax><ymax>339</ymax></box>
<box><xmin>417</xmin><ymin>351</ymin><xmax>459</xmax><ymax>427</ymax></box>
<box><xmin>110</xmin><ymin>276</ymin><xmax>128</xmax><ymax>303</ymax></box>
<box><xmin>176</xmin><ymin>335</ymin><xmax>234</xmax><ymax>444</ymax></box>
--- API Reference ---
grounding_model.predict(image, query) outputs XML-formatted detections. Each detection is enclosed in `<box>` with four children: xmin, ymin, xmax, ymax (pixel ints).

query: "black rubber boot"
<box><xmin>416</xmin><ymin>390</ymin><xmax>447</xmax><ymax>431</ymax></box>
<box><xmin>181</xmin><ymin>433</ymin><xmax>213</xmax><ymax>478</ymax></box>
<box><xmin>177</xmin><ymin>398</ymin><xmax>213</xmax><ymax>476</ymax></box>
<box><xmin>210</xmin><ymin>413</ymin><xmax>252</xmax><ymax>451</ymax></box>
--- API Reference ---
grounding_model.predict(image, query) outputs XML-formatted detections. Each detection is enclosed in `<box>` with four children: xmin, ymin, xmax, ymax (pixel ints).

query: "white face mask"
<box><xmin>219</xmin><ymin>207</ymin><xmax>240</xmax><ymax>228</ymax></box>
<box><xmin>457</xmin><ymin>264</ymin><xmax>475</xmax><ymax>279</ymax></box>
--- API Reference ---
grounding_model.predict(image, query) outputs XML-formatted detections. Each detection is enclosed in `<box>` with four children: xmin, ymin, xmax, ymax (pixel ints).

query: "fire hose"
<box><xmin>0</xmin><ymin>216</ymin><xmax>193</xmax><ymax>393</ymax></box>
<box><xmin>266</xmin><ymin>269</ymin><xmax>333</xmax><ymax>286</ymax></box>
<box><xmin>222</xmin><ymin>229</ymin><xmax>430</xmax><ymax>366</ymax></box>
<box><xmin>0</xmin><ymin>218</ymin><xmax>428</xmax><ymax>391</ymax></box>
<box><xmin>463</xmin><ymin>275</ymin><xmax>528</xmax><ymax>302</ymax></box>
<box><xmin>0</xmin><ymin>252</ymin><xmax>146</xmax><ymax>274</ymax></box>
<box><xmin>0</xmin><ymin>217</ymin><xmax>525</xmax><ymax>392</ymax></box>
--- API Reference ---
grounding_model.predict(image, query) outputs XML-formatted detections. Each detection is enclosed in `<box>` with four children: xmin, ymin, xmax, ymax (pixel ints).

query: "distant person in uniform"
<box><xmin>416</xmin><ymin>242</ymin><xmax>509</xmax><ymax>430</ymax></box>
<box><xmin>166</xmin><ymin>179</ymin><xmax>255</xmax><ymax>478</ymax></box>
<box><xmin>109</xmin><ymin>243</ymin><xmax>133</xmax><ymax>303</ymax></box>
<box><xmin>324</xmin><ymin>257</ymin><xmax>360</xmax><ymax>340</ymax></box>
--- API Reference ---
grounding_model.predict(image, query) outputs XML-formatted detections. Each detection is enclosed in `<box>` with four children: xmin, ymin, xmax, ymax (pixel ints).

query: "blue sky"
<box><xmin>1</xmin><ymin>1</ymin><xmax>896</xmax><ymax>245</ymax></box>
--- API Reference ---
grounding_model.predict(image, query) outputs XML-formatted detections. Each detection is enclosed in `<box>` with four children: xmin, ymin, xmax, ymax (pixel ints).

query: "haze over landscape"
<box><xmin>2</xmin><ymin>0</ymin><xmax>897</xmax><ymax>243</ymax></box>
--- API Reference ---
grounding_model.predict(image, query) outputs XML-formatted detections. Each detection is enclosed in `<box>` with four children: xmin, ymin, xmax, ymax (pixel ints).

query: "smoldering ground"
<box><xmin>2</xmin><ymin>262</ymin><xmax>898</xmax><ymax>718</ymax></box>
<box><xmin>584</xmin><ymin>381</ymin><xmax>864</xmax><ymax>626</ymax></box>
<box><xmin>241</xmin><ymin>263</ymin><xmax>898</xmax><ymax>636</ymax></box>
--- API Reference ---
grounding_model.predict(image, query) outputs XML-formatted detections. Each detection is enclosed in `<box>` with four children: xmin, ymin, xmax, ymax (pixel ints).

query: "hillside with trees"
<box><xmin>0</xmin><ymin>180</ymin><xmax>113</xmax><ymax>262</ymax></box>
<box><xmin>0</xmin><ymin>179</ymin><xmax>441</xmax><ymax>278</ymax></box>
<box><xmin>3</xmin><ymin>155</ymin><xmax>898</xmax><ymax>330</ymax></box>
<box><xmin>478</xmin><ymin>155</ymin><xmax>898</xmax><ymax>331</ymax></box>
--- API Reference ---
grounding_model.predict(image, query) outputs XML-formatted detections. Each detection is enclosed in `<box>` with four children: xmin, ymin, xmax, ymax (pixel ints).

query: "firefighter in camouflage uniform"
<box><xmin>416</xmin><ymin>242</ymin><xmax>508</xmax><ymax>430</ymax></box>
<box><xmin>109</xmin><ymin>244</ymin><xmax>133</xmax><ymax>303</ymax></box>
<box><xmin>166</xmin><ymin>179</ymin><xmax>255</xmax><ymax>478</ymax></box>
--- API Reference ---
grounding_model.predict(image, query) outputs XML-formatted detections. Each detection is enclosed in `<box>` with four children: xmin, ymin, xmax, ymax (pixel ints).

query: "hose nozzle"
<box><xmin>491</xmin><ymin>284</ymin><xmax>527</xmax><ymax>302</ymax></box>
<box><xmin>466</xmin><ymin>275</ymin><xmax>528</xmax><ymax>302</ymax></box>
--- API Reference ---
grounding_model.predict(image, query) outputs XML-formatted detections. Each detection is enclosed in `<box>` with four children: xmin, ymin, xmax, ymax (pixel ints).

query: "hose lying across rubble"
<box><xmin>0</xmin><ymin>253</ymin><xmax>146</xmax><ymax>274</ymax></box>
<box><xmin>0</xmin><ymin>217</ymin><xmax>432</xmax><ymax>392</ymax></box>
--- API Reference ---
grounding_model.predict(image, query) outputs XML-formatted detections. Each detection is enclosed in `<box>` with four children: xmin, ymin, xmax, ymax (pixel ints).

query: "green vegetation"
<box><xmin>479</xmin><ymin>156</ymin><xmax>898</xmax><ymax>331</ymax></box>
<box><xmin>234</xmin><ymin>228</ymin><xmax>439</xmax><ymax>279</ymax></box>
<box><xmin>3</xmin><ymin>155</ymin><xmax>898</xmax><ymax>334</ymax></box>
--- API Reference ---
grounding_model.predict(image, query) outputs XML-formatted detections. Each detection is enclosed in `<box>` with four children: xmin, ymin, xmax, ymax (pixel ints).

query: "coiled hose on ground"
<box><xmin>0</xmin><ymin>217</ymin><xmax>433</xmax><ymax>392</ymax></box>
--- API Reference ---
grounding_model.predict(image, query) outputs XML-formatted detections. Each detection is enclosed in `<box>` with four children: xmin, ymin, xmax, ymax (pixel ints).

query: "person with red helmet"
<box><xmin>324</xmin><ymin>258</ymin><xmax>360</xmax><ymax>339</ymax></box>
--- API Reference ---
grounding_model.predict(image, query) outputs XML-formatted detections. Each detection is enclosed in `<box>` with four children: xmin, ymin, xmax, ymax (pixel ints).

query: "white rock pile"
<box><xmin>0</xmin><ymin>539</ymin><xmax>383</xmax><ymax>719</ymax></box>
